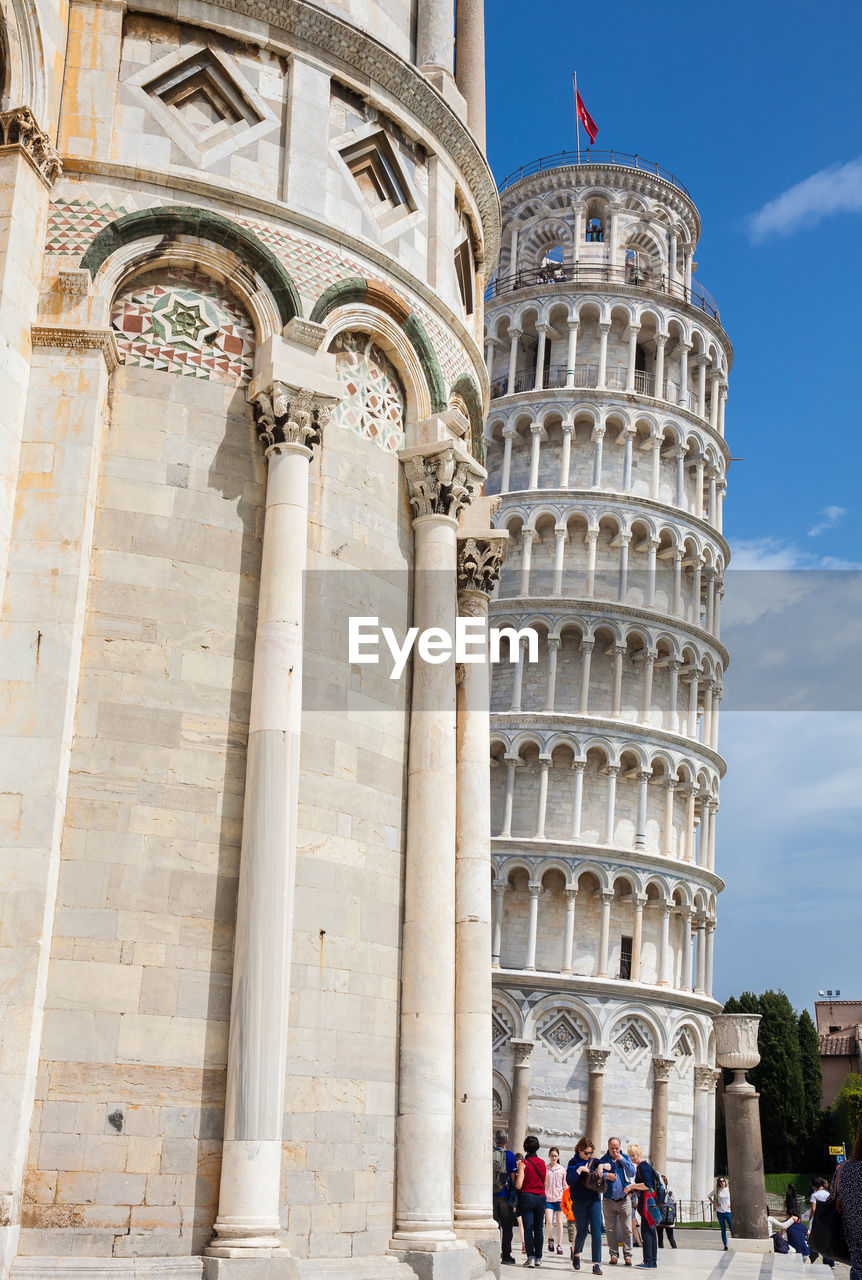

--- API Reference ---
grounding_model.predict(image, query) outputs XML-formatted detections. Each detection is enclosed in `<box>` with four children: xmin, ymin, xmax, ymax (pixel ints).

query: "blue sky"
<box><xmin>485</xmin><ymin>0</ymin><xmax>862</xmax><ymax>1018</ymax></box>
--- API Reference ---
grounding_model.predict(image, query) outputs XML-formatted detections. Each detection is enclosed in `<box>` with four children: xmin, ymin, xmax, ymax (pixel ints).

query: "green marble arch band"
<box><xmin>311</xmin><ymin>276</ymin><xmax>447</xmax><ymax>414</ymax></box>
<box><xmin>79</xmin><ymin>206</ymin><xmax>303</xmax><ymax>327</ymax></box>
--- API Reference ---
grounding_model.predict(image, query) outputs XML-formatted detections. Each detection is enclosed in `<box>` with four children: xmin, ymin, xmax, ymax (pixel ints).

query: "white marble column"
<box><xmin>544</xmin><ymin>637</ymin><xmax>560</xmax><ymax>710</ymax></box>
<box><xmin>677</xmin><ymin>343</ymin><xmax>690</xmax><ymax>408</ymax></box>
<box><xmin>525</xmin><ymin>883</ymin><xmax>541</xmax><ymax>970</ymax></box>
<box><xmin>672</xmin><ymin>551</ymin><xmax>684</xmax><ymax>618</ymax></box>
<box><xmin>650</xmin><ymin>1058</ymin><xmax>675</xmax><ymax>1174</ymax></box>
<box><xmin>578</xmin><ymin>640</ymin><xmax>594</xmax><ymax>714</ymax></box>
<box><xmin>654</xmin><ymin>333</ymin><xmax>667</xmax><ymax>399</ymax></box>
<box><xmin>696</xmin><ymin>357</ymin><xmax>708</xmax><ymax>419</ymax></box>
<box><xmin>625</xmin><ymin>327</ymin><xmax>640</xmax><ymax>392</ymax></box>
<box><xmin>500</xmin><ymin>756</ymin><xmax>518</xmax><ymax>836</ymax></box>
<box><xmin>591</xmin><ymin>424</ymin><xmax>605</xmax><ymax>488</ymax></box>
<box><xmin>534</xmin><ymin>759</ymin><xmax>550</xmax><ymax>838</ymax></box>
<box><xmin>570</xmin><ymin>760</ymin><xmax>586</xmax><ymax>839</ymax></box>
<box><xmin>650</xmin><ymin>434</ymin><xmax>662</xmax><ymax>498</ymax></box>
<box><xmin>597</xmin><ymin>322</ymin><xmax>611</xmax><ymax>389</ymax></box>
<box><xmin>519</xmin><ymin>528</ymin><xmax>535</xmax><ymax>596</ymax></box>
<box><xmin>454</xmin><ymin>532</ymin><xmax>506</xmax><ymax>1237</ymax></box>
<box><xmin>604</xmin><ymin>766</ymin><xmax>619</xmax><ymax>845</ymax></box>
<box><xmin>417</xmin><ymin>0</ymin><xmax>455</xmax><ymax>73</ymax></box>
<box><xmin>528</xmin><ymin>422</ymin><xmax>544</xmax><ymax>488</ymax></box>
<box><xmin>393</xmin><ymin>440</ymin><xmax>483</xmax><ymax>1250</ymax></box>
<box><xmin>597</xmin><ymin>892</ymin><xmax>613</xmax><ymax>976</ymax></box>
<box><xmin>634</xmin><ymin>770</ymin><xmax>651</xmax><ymax>850</ymax></box>
<box><xmin>453</xmin><ymin>0</ymin><xmax>485</xmax><ymax>143</ymax></box>
<box><xmin>211</xmin><ymin>383</ymin><xmax>334</xmax><ymax>1256</ymax></box>
<box><xmin>510</xmin><ymin>638</ymin><xmax>527</xmax><ymax>712</ymax></box>
<box><xmin>508</xmin><ymin>1040</ymin><xmax>535</xmax><ymax>1152</ymax></box>
<box><xmin>622</xmin><ymin>427</ymin><xmax>635</xmax><ymax>490</ymax></box>
<box><xmin>662</xmin><ymin>777</ymin><xmax>676</xmax><ymax>856</ymax></box>
<box><xmin>692</xmin><ymin>1065</ymin><xmax>715</xmax><ymax>1200</ymax></box>
<box><xmin>506</xmin><ymin>328</ymin><xmax>522</xmax><ymax>395</ymax></box>
<box><xmin>552</xmin><ymin>528</ymin><xmax>567</xmax><ymax>596</ymax></box>
<box><xmin>680</xmin><ymin>908</ymin><xmax>693</xmax><ymax>991</ymax></box>
<box><xmin>705</xmin><ymin>920</ymin><xmax>716</xmax><ymax>997</ymax></box>
<box><xmin>561</xmin><ymin>888</ymin><xmax>578</xmax><ymax>973</ymax></box>
<box><xmin>566</xmin><ymin>320</ymin><xmax>579</xmax><ymax>387</ymax></box>
<box><xmin>492</xmin><ymin>880</ymin><xmax>506</xmax><ymax>967</ymax></box>
<box><xmin>586</xmin><ymin>1050</ymin><xmax>611</xmax><ymax>1148</ymax></box>
<box><xmin>610</xmin><ymin>643</ymin><xmax>626</xmax><ymax>717</ymax></box>
<box><xmin>694</xmin><ymin>916</ymin><xmax>707</xmax><ymax>994</ymax></box>
<box><xmin>534</xmin><ymin>323</ymin><xmax>551</xmax><ymax>391</ymax></box>
<box><xmin>617</xmin><ymin>534</ymin><xmax>630</xmax><ymax>602</ymax></box>
<box><xmin>646</xmin><ymin>539</ymin><xmax>659</xmax><ymax>608</ymax></box>
<box><xmin>657</xmin><ymin>899</ymin><xmax>671</xmax><ymax>986</ymax></box>
<box><xmin>640</xmin><ymin>649</ymin><xmax>656</xmax><ymax>724</ymax></box>
<box><xmin>684</xmin><ymin>787</ymin><xmax>697</xmax><ymax>862</ymax></box>
<box><xmin>560</xmin><ymin>421</ymin><xmax>574</xmax><ymax>486</ymax></box>
<box><xmin>585</xmin><ymin>530</ymin><xmax>599</xmax><ymax>596</ymax></box>
<box><xmin>500</xmin><ymin>425</ymin><xmax>517</xmax><ymax>494</ymax></box>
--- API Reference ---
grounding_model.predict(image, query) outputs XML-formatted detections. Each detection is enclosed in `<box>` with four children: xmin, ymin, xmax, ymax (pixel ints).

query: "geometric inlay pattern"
<box><xmin>613</xmin><ymin>1019</ymin><xmax>651</xmax><ymax>1066</ymax></box>
<box><xmin>492</xmin><ymin>1008</ymin><xmax>513</xmax><ymax>1050</ymax></box>
<box><xmin>110</xmin><ymin>268</ymin><xmax>255</xmax><ymax>386</ymax></box>
<box><xmin>330</xmin><ymin>330</ymin><xmax>405</xmax><ymax>453</ymax></box>
<box><xmin>672</xmin><ymin>1030</ymin><xmax>695</xmax><ymax>1071</ymax></box>
<box><xmin>46</xmin><ymin>199</ymin><xmax>131</xmax><ymax>255</ymax></box>
<box><xmin>537</xmin><ymin>1010</ymin><xmax>585</xmax><ymax>1062</ymax></box>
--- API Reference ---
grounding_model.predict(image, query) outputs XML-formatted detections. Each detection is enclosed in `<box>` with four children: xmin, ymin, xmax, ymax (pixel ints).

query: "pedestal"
<box><xmin>724</xmin><ymin>1080</ymin><xmax>768</xmax><ymax>1241</ymax></box>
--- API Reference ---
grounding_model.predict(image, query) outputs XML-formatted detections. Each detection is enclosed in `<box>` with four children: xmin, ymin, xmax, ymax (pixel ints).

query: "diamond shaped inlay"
<box><xmin>614</xmin><ymin>1020</ymin><xmax>650</xmax><ymax>1064</ymax></box>
<box><xmin>492</xmin><ymin>1007</ymin><xmax>513</xmax><ymax>1050</ymax></box>
<box><xmin>538</xmin><ymin>1011</ymin><xmax>584</xmax><ymax>1061</ymax></box>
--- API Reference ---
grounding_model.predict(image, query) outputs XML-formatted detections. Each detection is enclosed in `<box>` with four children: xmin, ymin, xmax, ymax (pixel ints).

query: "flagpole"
<box><xmin>573</xmin><ymin>70</ymin><xmax>580</xmax><ymax>164</ymax></box>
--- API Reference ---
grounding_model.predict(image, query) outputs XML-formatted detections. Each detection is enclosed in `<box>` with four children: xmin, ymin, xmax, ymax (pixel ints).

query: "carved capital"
<box><xmin>510</xmin><ymin>1038</ymin><xmax>535</xmax><ymax>1068</ymax></box>
<box><xmin>0</xmin><ymin>107</ymin><xmax>61</xmax><ymax>184</ymax></box>
<box><xmin>652</xmin><ymin>1056</ymin><xmax>675</xmax><ymax>1084</ymax></box>
<box><xmin>693</xmin><ymin>1064</ymin><xmax>715</xmax><ymax>1091</ymax></box>
<box><xmin>457</xmin><ymin>535</ymin><xmax>507</xmax><ymax>598</ymax></box>
<box><xmin>253</xmin><ymin>383</ymin><xmax>330</xmax><ymax>458</ymax></box>
<box><xmin>400</xmin><ymin>441</ymin><xmax>483</xmax><ymax>522</ymax></box>
<box><xmin>587</xmin><ymin>1047</ymin><xmax>611</xmax><ymax>1075</ymax></box>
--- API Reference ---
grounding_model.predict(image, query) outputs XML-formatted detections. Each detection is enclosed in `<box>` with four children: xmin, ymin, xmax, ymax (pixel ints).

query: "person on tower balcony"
<box><xmin>597</xmin><ymin>1135</ymin><xmax>636</xmax><ymax>1265</ymax></box>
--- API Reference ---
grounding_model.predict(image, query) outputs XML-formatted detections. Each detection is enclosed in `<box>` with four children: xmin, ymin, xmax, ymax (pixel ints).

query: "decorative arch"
<box><xmin>0</xmin><ymin>0</ymin><xmax>46</xmax><ymax>119</ymax></box>
<box><xmin>311</xmin><ymin>276</ymin><xmax>446</xmax><ymax>413</ymax></box>
<box><xmin>80</xmin><ymin>207</ymin><xmax>302</xmax><ymax>326</ymax></box>
<box><xmin>450</xmin><ymin>372</ymin><xmax>484</xmax><ymax>463</ymax></box>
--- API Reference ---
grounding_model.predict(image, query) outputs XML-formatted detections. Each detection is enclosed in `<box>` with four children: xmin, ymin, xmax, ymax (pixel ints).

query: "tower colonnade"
<box><xmin>485</xmin><ymin>157</ymin><xmax>732</xmax><ymax>1200</ymax></box>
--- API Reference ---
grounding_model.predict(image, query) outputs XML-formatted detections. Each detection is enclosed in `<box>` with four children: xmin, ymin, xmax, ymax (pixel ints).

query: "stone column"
<box><xmin>650</xmin><ymin>435</ymin><xmax>662</xmax><ymax>498</ymax></box>
<box><xmin>622</xmin><ymin>427</ymin><xmax>635</xmax><ymax>489</ymax></box>
<box><xmin>506</xmin><ymin>328</ymin><xmax>522</xmax><ymax>395</ymax></box>
<box><xmin>610</xmin><ymin>643</ymin><xmax>626</xmax><ymax>718</ymax></box>
<box><xmin>510</xmin><ymin>638</ymin><xmax>527</xmax><ymax>712</ymax></box>
<box><xmin>500</xmin><ymin>424</ymin><xmax>517</xmax><ymax>494</ymax></box>
<box><xmin>586</xmin><ymin>1049</ymin><xmax>611</xmax><ymax>1146</ymax></box>
<box><xmin>673</xmin><ymin>447</ymin><xmax>686</xmax><ymax>507</ymax></box>
<box><xmin>544</xmin><ymin>636</ymin><xmax>560</xmax><ymax>709</ymax></box>
<box><xmin>500</xmin><ymin>756</ymin><xmax>518</xmax><ymax>836</ymax></box>
<box><xmin>573</xmin><ymin>205</ymin><xmax>584</xmax><ymax>259</ymax></box>
<box><xmin>650</xmin><ymin>1058</ymin><xmax>675</xmax><ymax>1172</ymax></box>
<box><xmin>603</xmin><ymin>767</ymin><xmax>619</xmax><ymax>845</ymax></box>
<box><xmin>677</xmin><ymin>344</ymin><xmax>690</xmax><ymax>408</ymax></box>
<box><xmin>634</xmin><ymin>770</ymin><xmax>651</xmax><ymax>850</ymax></box>
<box><xmin>552</xmin><ymin>529</ymin><xmax>567</xmax><ymax>596</ymax></box>
<box><xmin>680</xmin><ymin>908</ymin><xmax>693</xmax><ymax>990</ymax></box>
<box><xmin>597</xmin><ymin>891</ymin><xmax>613</xmax><ymax>976</ymax></box>
<box><xmin>714</xmin><ymin>1015</ymin><xmax>768</xmax><ymax>1242</ymax></box>
<box><xmin>534</xmin><ymin>758</ymin><xmax>550</xmax><ymax>838</ymax></box>
<box><xmin>672</xmin><ymin>552</ymin><xmax>684</xmax><ymax>617</ymax></box>
<box><xmin>667</xmin><ymin>660</ymin><xmax>681</xmax><ymax>733</ymax></box>
<box><xmin>657</xmin><ymin>899</ymin><xmax>671</xmax><ymax>986</ymax></box>
<box><xmin>454</xmin><ymin>532</ymin><xmax>506</xmax><ymax>1242</ymax></box>
<box><xmin>597</xmin><ymin>323</ymin><xmax>611</xmax><ymax>389</ymax></box>
<box><xmin>417</xmin><ymin>0</ymin><xmax>456</xmax><ymax>75</ymax></box>
<box><xmin>534</xmin><ymin>323</ymin><xmax>551</xmax><ymax>391</ymax></box>
<box><xmin>393</xmin><ymin>440</ymin><xmax>483</xmax><ymax>1256</ymax></box>
<box><xmin>683</xmin><ymin>787</ymin><xmax>697</xmax><ymax>862</ymax></box>
<box><xmin>694</xmin><ymin>916</ymin><xmax>707</xmax><ymax>994</ymax></box>
<box><xmin>578</xmin><ymin>640</ymin><xmax>594</xmax><ymax>714</ymax></box>
<box><xmin>617</xmin><ymin>534</ymin><xmax>630</xmax><ymax>602</ymax></box>
<box><xmin>585</xmin><ymin>530</ymin><xmax>599</xmax><ymax>595</ymax></box>
<box><xmin>631</xmin><ymin>895</ymin><xmax>646</xmax><ymax>981</ymax></box>
<box><xmin>454</xmin><ymin>0</ymin><xmax>485</xmax><ymax>144</ymax></box>
<box><xmin>698</xmin><ymin>793</ymin><xmax>711</xmax><ymax>868</ymax></box>
<box><xmin>210</xmin><ymin>382</ymin><xmax>335</xmax><ymax>1256</ymax></box>
<box><xmin>560</xmin><ymin>421</ymin><xmax>574</xmax><ymax>485</ymax></box>
<box><xmin>692</xmin><ymin>1065</ymin><xmax>714</xmax><ymax>1200</ymax></box>
<box><xmin>525</xmin><ymin>882</ymin><xmax>541</xmax><ymax>970</ymax></box>
<box><xmin>519</xmin><ymin>528</ymin><xmax>535</xmax><ymax>596</ymax></box>
<box><xmin>705</xmin><ymin>920</ymin><xmax>716</xmax><ymax>997</ymax></box>
<box><xmin>667</xmin><ymin>233</ymin><xmax>678</xmax><ymax>286</ymax></box>
<box><xmin>570</xmin><ymin>760</ymin><xmax>586</xmax><ymax>839</ymax></box>
<box><xmin>492</xmin><ymin>881</ymin><xmax>506</xmax><ymax>966</ymax></box>
<box><xmin>508</xmin><ymin>1040</ymin><xmax>535</xmax><ymax>1152</ymax></box>
<box><xmin>654</xmin><ymin>333</ymin><xmax>667</xmax><ymax>398</ymax></box>
<box><xmin>662</xmin><ymin>777</ymin><xmax>676</xmax><ymax>855</ymax></box>
<box><xmin>646</xmin><ymin>539</ymin><xmax>659</xmax><ymax>608</ymax></box>
<box><xmin>566</xmin><ymin>320</ymin><xmax>579</xmax><ymax>387</ymax></box>
<box><xmin>528</xmin><ymin>422</ymin><xmax>543</xmax><ymax>488</ymax></box>
<box><xmin>640</xmin><ymin>649</ymin><xmax>656</xmax><ymax>724</ymax></box>
<box><xmin>625</xmin><ymin>326</ymin><xmax>640</xmax><ymax>392</ymax></box>
<box><xmin>561</xmin><ymin>889</ymin><xmax>578</xmax><ymax>973</ymax></box>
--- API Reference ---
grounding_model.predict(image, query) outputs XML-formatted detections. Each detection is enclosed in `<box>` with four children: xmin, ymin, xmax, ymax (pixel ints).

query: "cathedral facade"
<box><xmin>0</xmin><ymin>1</ymin><xmax>501</xmax><ymax>1279</ymax></box>
<box><xmin>483</xmin><ymin>154</ymin><xmax>730</xmax><ymax>1199</ymax></box>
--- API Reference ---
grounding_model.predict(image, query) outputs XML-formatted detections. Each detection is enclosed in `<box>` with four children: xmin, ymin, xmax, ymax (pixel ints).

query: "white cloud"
<box><xmin>748</xmin><ymin>155</ymin><xmax>862</xmax><ymax>241</ymax></box>
<box><xmin>808</xmin><ymin>505</ymin><xmax>846</xmax><ymax>537</ymax></box>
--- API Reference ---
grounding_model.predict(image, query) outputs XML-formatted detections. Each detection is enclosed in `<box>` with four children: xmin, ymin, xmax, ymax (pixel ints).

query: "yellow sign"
<box><xmin>828</xmin><ymin>1146</ymin><xmax>844</xmax><ymax>1155</ymax></box>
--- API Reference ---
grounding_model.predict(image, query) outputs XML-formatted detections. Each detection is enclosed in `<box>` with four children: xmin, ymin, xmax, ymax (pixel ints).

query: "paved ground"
<box><xmin>511</xmin><ymin>1233</ymin><xmax>852</xmax><ymax>1278</ymax></box>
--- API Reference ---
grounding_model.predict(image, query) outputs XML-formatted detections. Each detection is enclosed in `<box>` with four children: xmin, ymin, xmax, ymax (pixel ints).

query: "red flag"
<box><xmin>574</xmin><ymin>82</ymin><xmax>598</xmax><ymax>145</ymax></box>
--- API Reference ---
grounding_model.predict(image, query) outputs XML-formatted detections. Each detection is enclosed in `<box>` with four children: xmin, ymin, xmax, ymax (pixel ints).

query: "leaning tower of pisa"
<box><xmin>483</xmin><ymin>151</ymin><xmax>731</xmax><ymax>1200</ymax></box>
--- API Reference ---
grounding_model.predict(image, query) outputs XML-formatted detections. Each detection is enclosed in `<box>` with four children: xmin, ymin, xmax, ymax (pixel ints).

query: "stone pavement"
<box><xmin>521</xmin><ymin>1249</ymin><xmax>851</xmax><ymax>1279</ymax></box>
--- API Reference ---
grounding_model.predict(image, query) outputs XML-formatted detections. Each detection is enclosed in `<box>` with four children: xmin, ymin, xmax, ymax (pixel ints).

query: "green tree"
<box><xmin>798</xmin><ymin>1010</ymin><xmax>823</xmax><ymax>1138</ymax></box>
<box><xmin>833</xmin><ymin>1072</ymin><xmax>862</xmax><ymax>1151</ymax></box>
<box><xmin>756</xmin><ymin>990</ymin><xmax>805</xmax><ymax>1171</ymax></box>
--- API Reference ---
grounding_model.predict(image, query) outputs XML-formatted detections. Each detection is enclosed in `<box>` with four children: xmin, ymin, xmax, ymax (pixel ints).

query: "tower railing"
<box><xmin>490</xmin><ymin>364</ymin><xmax>697</xmax><ymax>412</ymax></box>
<box><xmin>498</xmin><ymin>149</ymin><xmax>692</xmax><ymax>197</ymax></box>
<box><xmin>485</xmin><ymin>263</ymin><xmax>720</xmax><ymax>322</ymax></box>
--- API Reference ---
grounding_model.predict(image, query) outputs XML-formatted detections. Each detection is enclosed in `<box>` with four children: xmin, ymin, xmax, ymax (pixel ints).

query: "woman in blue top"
<box><xmin>624</xmin><ymin>1143</ymin><xmax>658</xmax><ymax>1269</ymax></box>
<box><xmin>566</xmin><ymin>1136</ymin><xmax>607</xmax><ymax>1275</ymax></box>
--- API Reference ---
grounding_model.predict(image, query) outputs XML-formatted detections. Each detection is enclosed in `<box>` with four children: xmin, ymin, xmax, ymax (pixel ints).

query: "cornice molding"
<box><xmin>492</xmin><ymin>968</ymin><xmax>721</xmax><ymax>1014</ymax></box>
<box><xmin>31</xmin><ymin>325</ymin><xmax>120</xmax><ymax>372</ymax></box>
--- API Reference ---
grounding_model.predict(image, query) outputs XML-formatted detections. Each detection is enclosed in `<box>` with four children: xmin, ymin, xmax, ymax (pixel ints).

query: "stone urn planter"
<box><xmin>713</xmin><ymin>1013</ymin><xmax>761</xmax><ymax>1090</ymax></box>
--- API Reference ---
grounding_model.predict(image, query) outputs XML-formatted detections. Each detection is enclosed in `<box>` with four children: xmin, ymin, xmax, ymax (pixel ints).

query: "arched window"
<box><xmin>329</xmin><ymin>330</ymin><xmax>406</xmax><ymax>453</ymax></box>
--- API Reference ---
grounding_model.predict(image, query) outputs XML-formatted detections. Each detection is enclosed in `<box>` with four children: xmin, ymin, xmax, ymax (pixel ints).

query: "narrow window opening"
<box><xmin>619</xmin><ymin>935</ymin><xmax>633</xmax><ymax>980</ymax></box>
